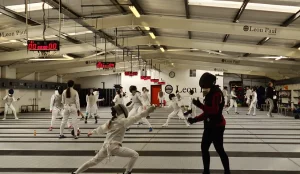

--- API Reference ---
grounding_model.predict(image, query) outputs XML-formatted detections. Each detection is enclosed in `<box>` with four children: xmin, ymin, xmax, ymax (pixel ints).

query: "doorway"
<box><xmin>151</xmin><ymin>85</ymin><xmax>162</xmax><ymax>105</ymax></box>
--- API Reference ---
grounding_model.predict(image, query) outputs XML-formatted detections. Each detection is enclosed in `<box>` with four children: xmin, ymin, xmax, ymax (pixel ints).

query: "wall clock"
<box><xmin>169</xmin><ymin>71</ymin><xmax>175</xmax><ymax>78</ymax></box>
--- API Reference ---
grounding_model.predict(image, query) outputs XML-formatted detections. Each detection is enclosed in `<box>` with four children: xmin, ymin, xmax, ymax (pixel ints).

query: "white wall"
<box><xmin>76</xmin><ymin>74</ymin><xmax>121</xmax><ymax>89</ymax></box>
<box><xmin>121</xmin><ymin>69</ymin><xmax>223</xmax><ymax>104</ymax></box>
<box><xmin>0</xmin><ymin>69</ymin><xmax>59</xmax><ymax>113</ymax></box>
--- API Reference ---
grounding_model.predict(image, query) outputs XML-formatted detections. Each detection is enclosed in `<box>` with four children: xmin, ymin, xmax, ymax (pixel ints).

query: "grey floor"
<box><xmin>0</xmin><ymin>107</ymin><xmax>300</xmax><ymax>174</ymax></box>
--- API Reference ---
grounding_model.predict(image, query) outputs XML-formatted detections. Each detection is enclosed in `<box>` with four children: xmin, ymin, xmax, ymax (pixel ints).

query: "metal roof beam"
<box><xmin>184</xmin><ymin>0</ymin><xmax>192</xmax><ymax>39</ymax></box>
<box><xmin>129</xmin><ymin>0</ymin><xmax>159</xmax><ymax>49</ymax></box>
<box><xmin>244</xmin><ymin>9</ymin><xmax>300</xmax><ymax>56</ymax></box>
<box><xmin>85</xmin><ymin>14</ymin><xmax>300</xmax><ymax>40</ymax></box>
<box><xmin>233</xmin><ymin>0</ymin><xmax>249</xmax><ymax>23</ymax></box>
<box><xmin>43</xmin><ymin>0</ymin><xmax>115</xmax><ymax>43</ymax></box>
<box><xmin>0</xmin><ymin>5</ymin><xmax>40</xmax><ymax>26</ymax></box>
<box><xmin>281</xmin><ymin>10</ymin><xmax>300</xmax><ymax>27</ymax></box>
<box><xmin>123</xmin><ymin>36</ymin><xmax>300</xmax><ymax>58</ymax></box>
<box><xmin>110</xmin><ymin>0</ymin><xmax>128</xmax><ymax>14</ymax></box>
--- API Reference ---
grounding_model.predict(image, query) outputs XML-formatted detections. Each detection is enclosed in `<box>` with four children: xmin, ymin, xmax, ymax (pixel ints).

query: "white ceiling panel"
<box><xmin>139</xmin><ymin>0</ymin><xmax>186</xmax><ymax>17</ymax></box>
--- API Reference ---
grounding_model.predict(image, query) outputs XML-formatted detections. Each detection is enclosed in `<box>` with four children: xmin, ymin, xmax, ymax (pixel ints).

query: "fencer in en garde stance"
<box><xmin>222</xmin><ymin>86</ymin><xmax>228</xmax><ymax>107</ymax></box>
<box><xmin>141</xmin><ymin>87</ymin><xmax>151</xmax><ymax>118</ymax></box>
<box><xmin>49</xmin><ymin>86</ymin><xmax>72</xmax><ymax>131</ymax></box>
<box><xmin>162</xmin><ymin>93</ymin><xmax>190</xmax><ymax>127</ymax></box>
<box><xmin>2</xmin><ymin>89</ymin><xmax>19</xmax><ymax>120</ymax></box>
<box><xmin>59</xmin><ymin>80</ymin><xmax>81</xmax><ymax>139</ymax></box>
<box><xmin>245</xmin><ymin>87</ymin><xmax>252</xmax><ymax>107</ymax></box>
<box><xmin>85</xmin><ymin>88</ymin><xmax>105</xmax><ymax>124</ymax></box>
<box><xmin>226</xmin><ymin>87</ymin><xmax>239</xmax><ymax>114</ymax></box>
<box><xmin>247</xmin><ymin>87</ymin><xmax>257</xmax><ymax>116</ymax></box>
<box><xmin>188</xmin><ymin>72</ymin><xmax>230</xmax><ymax>174</ymax></box>
<box><xmin>71</xmin><ymin>104</ymin><xmax>156</xmax><ymax>174</ymax></box>
<box><xmin>158</xmin><ymin>89</ymin><xmax>165</xmax><ymax>107</ymax></box>
<box><xmin>127</xmin><ymin>85</ymin><xmax>153</xmax><ymax>132</ymax></box>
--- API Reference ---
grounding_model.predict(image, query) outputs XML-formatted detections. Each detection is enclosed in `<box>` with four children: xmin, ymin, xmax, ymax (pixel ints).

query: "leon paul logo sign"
<box><xmin>243</xmin><ymin>25</ymin><xmax>277</xmax><ymax>36</ymax></box>
<box><xmin>165</xmin><ymin>85</ymin><xmax>197</xmax><ymax>94</ymax></box>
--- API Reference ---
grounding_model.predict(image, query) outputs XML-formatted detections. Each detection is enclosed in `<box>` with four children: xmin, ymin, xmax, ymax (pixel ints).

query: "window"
<box><xmin>190</xmin><ymin>69</ymin><xmax>196</xmax><ymax>77</ymax></box>
<box><xmin>188</xmin><ymin>0</ymin><xmax>299</xmax><ymax>13</ymax></box>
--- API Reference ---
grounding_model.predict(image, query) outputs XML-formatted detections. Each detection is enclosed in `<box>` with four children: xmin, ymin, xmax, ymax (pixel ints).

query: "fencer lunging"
<box><xmin>72</xmin><ymin>104</ymin><xmax>156</xmax><ymax>174</ymax></box>
<box><xmin>163</xmin><ymin>94</ymin><xmax>189</xmax><ymax>127</ymax></box>
<box><xmin>247</xmin><ymin>87</ymin><xmax>257</xmax><ymax>116</ymax></box>
<box><xmin>49</xmin><ymin>86</ymin><xmax>71</xmax><ymax>131</ymax></box>
<box><xmin>85</xmin><ymin>89</ymin><xmax>104</xmax><ymax>124</ymax></box>
<box><xmin>59</xmin><ymin>80</ymin><xmax>81</xmax><ymax>139</ymax></box>
<box><xmin>3</xmin><ymin>89</ymin><xmax>19</xmax><ymax>120</ymax></box>
<box><xmin>127</xmin><ymin>85</ymin><xmax>153</xmax><ymax>132</ymax></box>
<box><xmin>226</xmin><ymin>87</ymin><xmax>239</xmax><ymax>114</ymax></box>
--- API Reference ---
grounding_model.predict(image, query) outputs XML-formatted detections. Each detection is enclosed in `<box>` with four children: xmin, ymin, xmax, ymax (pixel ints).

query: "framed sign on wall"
<box><xmin>190</xmin><ymin>69</ymin><xmax>196</xmax><ymax>77</ymax></box>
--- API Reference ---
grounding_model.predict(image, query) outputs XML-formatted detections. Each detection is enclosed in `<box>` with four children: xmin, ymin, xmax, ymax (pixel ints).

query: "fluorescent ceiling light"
<box><xmin>6</xmin><ymin>2</ymin><xmax>53</xmax><ymax>13</ymax></box>
<box><xmin>188</xmin><ymin>0</ymin><xmax>299</xmax><ymax>13</ymax></box>
<box><xmin>160</xmin><ymin>47</ymin><xmax>165</xmax><ymax>52</ymax></box>
<box><xmin>129</xmin><ymin>6</ymin><xmax>140</xmax><ymax>18</ymax></box>
<box><xmin>63</xmin><ymin>54</ymin><xmax>74</xmax><ymax>60</ymax></box>
<box><xmin>144</xmin><ymin>26</ymin><xmax>150</xmax><ymax>30</ymax></box>
<box><xmin>68</xmin><ymin>31</ymin><xmax>93</xmax><ymax>36</ymax></box>
<box><xmin>259</xmin><ymin>56</ymin><xmax>287</xmax><ymax>59</ymax></box>
<box><xmin>149</xmin><ymin>32</ymin><xmax>156</xmax><ymax>39</ymax></box>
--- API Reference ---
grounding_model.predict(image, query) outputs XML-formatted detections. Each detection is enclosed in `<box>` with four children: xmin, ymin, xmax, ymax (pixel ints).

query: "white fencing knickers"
<box><xmin>86</xmin><ymin>104</ymin><xmax>98</xmax><ymax>118</ymax></box>
<box><xmin>50</xmin><ymin>107</ymin><xmax>71</xmax><ymax>128</ymax></box>
<box><xmin>74</xmin><ymin>144</ymin><xmax>139</xmax><ymax>174</ymax></box>
<box><xmin>227</xmin><ymin>99</ymin><xmax>237</xmax><ymax>112</ymax></box>
<box><xmin>128</xmin><ymin>106</ymin><xmax>152</xmax><ymax>128</ymax></box>
<box><xmin>4</xmin><ymin>103</ymin><xmax>17</xmax><ymax>119</ymax></box>
<box><xmin>247</xmin><ymin>100</ymin><xmax>257</xmax><ymax>115</ymax></box>
<box><xmin>164</xmin><ymin>110</ymin><xmax>189</xmax><ymax>126</ymax></box>
<box><xmin>60</xmin><ymin>104</ymin><xmax>79</xmax><ymax>136</ymax></box>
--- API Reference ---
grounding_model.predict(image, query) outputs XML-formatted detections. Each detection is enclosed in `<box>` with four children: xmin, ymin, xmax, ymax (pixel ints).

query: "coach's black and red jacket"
<box><xmin>194</xmin><ymin>86</ymin><xmax>226</xmax><ymax>128</ymax></box>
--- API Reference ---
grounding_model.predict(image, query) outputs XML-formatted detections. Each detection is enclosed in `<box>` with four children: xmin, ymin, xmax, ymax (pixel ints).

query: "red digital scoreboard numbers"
<box><xmin>27</xmin><ymin>40</ymin><xmax>60</xmax><ymax>51</ymax></box>
<box><xmin>96</xmin><ymin>62</ymin><xmax>116</xmax><ymax>69</ymax></box>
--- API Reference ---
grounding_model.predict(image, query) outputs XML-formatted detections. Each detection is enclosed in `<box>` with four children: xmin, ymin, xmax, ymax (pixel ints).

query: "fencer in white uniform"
<box><xmin>85</xmin><ymin>89</ymin><xmax>104</xmax><ymax>124</ymax></box>
<box><xmin>49</xmin><ymin>86</ymin><xmax>71</xmax><ymax>131</ymax></box>
<box><xmin>163</xmin><ymin>94</ymin><xmax>189</xmax><ymax>127</ymax></box>
<box><xmin>59</xmin><ymin>80</ymin><xmax>80</xmax><ymax>139</ymax></box>
<box><xmin>112</xmin><ymin>90</ymin><xmax>124</xmax><ymax>106</ymax></box>
<box><xmin>176</xmin><ymin>90</ymin><xmax>183</xmax><ymax>107</ymax></box>
<box><xmin>245</xmin><ymin>87</ymin><xmax>252</xmax><ymax>106</ymax></box>
<box><xmin>222</xmin><ymin>87</ymin><xmax>228</xmax><ymax>107</ymax></box>
<box><xmin>127</xmin><ymin>85</ymin><xmax>153</xmax><ymax>132</ymax></box>
<box><xmin>185</xmin><ymin>90</ymin><xmax>197</xmax><ymax>117</ymax></box>
<box><xmin>158</xmin><ymin>89</ymin><xmax>164</xmax><ymax>107</ymax></box>
<box><xmin>2</xmin><ymin>89</ymin><xmax>19</xmax><ymax>120</ymax></box>
<box><xmin>247</xmin><ymin>87</ymin><xmax>257</xmax><ymax>116</ymax></box>
<box><xmin>226</xmin><ymin>87</ymin><xmax>239</xmax><ymax>114</ymax></box>
<box><xmin>141</xmin><ymin>87</ymin><xmax>151</xmax><ymax>118</ymax></box>
<box><xmin>71</xmin><ymin>104</ymin><xmax>156</xmax><ymax>174</ymax></box>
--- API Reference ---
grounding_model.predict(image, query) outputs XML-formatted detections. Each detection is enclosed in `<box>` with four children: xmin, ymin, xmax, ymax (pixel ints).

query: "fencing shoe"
<box><xmin>59</xmin><ymin>135</ymin><xmax>66</xmax><ymax>139</ymax></box>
